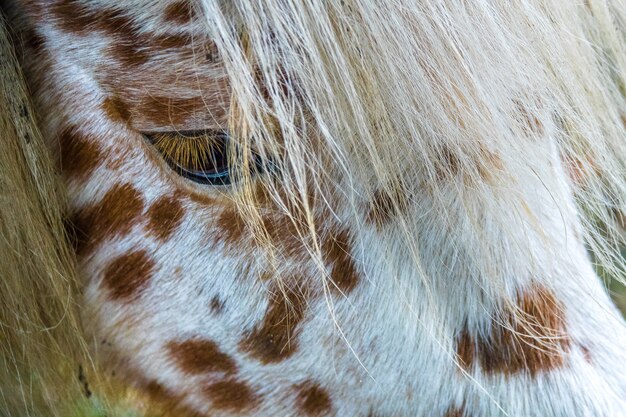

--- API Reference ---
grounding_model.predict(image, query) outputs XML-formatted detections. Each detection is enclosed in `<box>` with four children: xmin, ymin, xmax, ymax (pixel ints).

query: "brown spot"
<box><xmin>139</xmin><ymin>95</ymin><xmax>206</xmax><ymax>127</ymax></box>
<box><xmin>456</xmin><ymin>329</ymin><xmax>475</xmax><ymax>371</ymax></box>
<box><xmin>51</xmin><ymin>2</ymin><xmax>148</xmax><ymax>65</ymax></box>
<box><xmin>295</xmin><ymin>381</ymin><xmax>332</xmax><ymax>416</ymax></box>
<box><xmin>260</xmin><ymin>213</ymin><xmax>307</xmax><ymax>258</ymax></box>
<box><xmin>58</xmin><ymin>126</ymin><xmax>103</xmax><ymax>180</ymax></box>
<box><xmin>167</xmin><ymin>339</ymin><xmax>237</xmax><ymax>375</ymax></box>
<box><xmin>524</xmin><ymin>113</ymin><xmax>544</xmax><ymax>136</ymax></box>
<box><xmin>163</xmin><ymin>1</ymin><xmax>196</xmax><ymax>23</ymax></box>
<box><xmin>434</xmin><ymin>146</ymin><xmax>461</xmax><ymax>181</ymax></box>
<box><xmin>188</xmin><ymin>191</ymin><xmax>216</xmax><ymax>207</ymax></box>
<box><xmin>240</xmin><ymin>284</ymin><xmax>308</xmax><ymax>363</ymax></box>
<box><xmin>51</xmin><ymin>2</ymin><xmax>193</xmax><ymax>66</ymax></box>
<box><xmin>133</xmin><ymin>376</ymin><xmax>206</xmax><ymax>417</ymax></box>
<box><xmin>203</xmin><ymin>379</ymin><xmax>260</xmax><ymax>412</ymax></box>
<box><xmin>213</xmin><ymin>183</ymin><xmax>314</xmax><ymax>259</ymax></box>
<box><xmin>146</xmin><ymin>195</ymin><xmax>185</xmax><ymax>241</ymax></box>
<box><xmin>174</xmin><ymin>266</ymin><xmax>183</xmax><ymax>276</ymax></box>
<box><xmin>563</xmin><ymin>153</ymin><xmax>599</xmax><ymax>186</ymax></box>
<box><xmin>456</xmin><ymin>283</ymin><xmax>569</xmax><ymax>376</ymax></box>
<box><xmin>22</xmin><ymin>28</ymin><xmax>45</xmax><ymax>53</ymax></box>
<box><xmin>68</xmin><ymin>183</ymin><xmax>144</xmax><ymax>255</ymax></box>
<box><xmin>209</xmin><ymin>296</ymin><xmax>225</xmax><ymax>314</ymax></box>
<box><xmin>433</xmin><ymin>145</ymin><xmax>503</xmax><ymax>184</ymax></box>
<box><xmin>50</xmin><ymin>0</ymin><xmax>102</xmax><ymax>34</ymax></box>
<box><xmin>102</xmin><ymin>250</ymin><xmax>155</xmax><ymax>301</ymax></box>
<box><xmin>142</xmin><ymin>379</ymin><xmax>171</xmax><ymax>399</ymax></box>
<box><xmin>259</xmin><ymin>271</ymin><xmax>273</xmax><ymax>281</ymax></box>
<box><xmin>444</xmin><ymin>405</ymin><xmax>467</xmax><ymax>417</ymax></box>
<box><xmin>515</xmin><ymin>100</ymin><xmax>545</xmax><ymax>137</ymax></box>
<box><xmin>475</xmin><ymin>147</ymin><xmax>504</xmax><ymax>183</ymax></box>
<box><xmin>152</xmin><ymin>34</ymin><xmax>192</xmax><ymax>50</ymax></box>
<box><xmin>366</xmin><ymin>188</ymin><xmax>409</xmax><ymax>228</ymax></box>
<box><xmin>214</xmin><ymin>206</ymin><xmax>247</xmax><ymax>246</ymax></box>
<box><xmin>102</xmin><ymin>96</ymin><xmax>131</xmax><ymax>123</ymax></box>
<box><xmin>107</xmin><ymin>38</ymin><xmax>151</xmax><ymax>67</ymax></box>
<box><xmin>323</xmin><ymin>229</ymin><xmax>359</xmax><ymax>294</ymax></box>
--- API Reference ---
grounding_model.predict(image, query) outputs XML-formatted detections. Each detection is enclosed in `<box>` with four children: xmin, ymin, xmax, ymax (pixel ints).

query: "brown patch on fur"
<box><xmin>475</xmin><ymin>147</ymin><xmax>504</xmax><ymax>183</ymax></box>
<box><xmin>102</xmin><ymin>250</ymin><xmax>155</xmax><ymax>301</ymax></box>
<box><xmin>140</xmin><ymin>380</ymin><xmax>201</xmax><ymax>417</ymax></box>
<box><xmin>240</xmin><ymin>284</ymin><xmax>308</xmax><ymax>363</ymax></box>
<box><xmin>523</xmin><ymin>113</ymin><xmax>544</xmax><ymax>136</ymax></box>
<box><xmin>133</xmin><ymin>376</ymin><xmax>207</xmax><ymax>417</ymax></box>
<box><xmin>163</xmin><ymin>1</ymin><xmax>196</xmax><ymax>23</ymax></box>
<box><xmin>214</xmin><ymin>206</ymin><xmax>247</xmax><ymax>246</ymax></box>
<box><xmin>456</xmin><ymin>329</ymin><xmax>474</xmax><ymax>371</ymax></box>
<box><xmin>146</xmin><ymin>195</ymin><xmax>185</xmax><ymax>241</ymax></box>
<box><xmin>153</xmin><ymin>35</ymin><xmax>192</xmax><ymax>50</ymax></box>
<box><xmin>433</xmin><ymin>145</ymin><xmax>503</xmax><ymax>184</ymax></box>
<box><xmin>138</xmin><ymin>95</ymin><xmax>206</xmax><ymax>127</ymax></box>
<box><xmin>209</xmin><ymin>296</ymin><xmax>225</xmax><ymax>314</ymax></box>
<box><xmin>68</xmin><ymin>183</ymin><xmax>144</xmax><ymax>255</ymax></box>
<box><xmin>434</xmin><ymin>146</ymin><xmax>461</xmax><ymax>181</ymax></box>
<box><xmin>58</xmin><ymin>126</ymin><xmax>104</xmax><ymax>180</ymax></box>
<box><xmin>456</xmin><ymin>284</ymin><xmax>570</xmax><ymax>376</ymax></box>
<box><xmin>564</xmin><ymin>153</ymin><xmax>599</xmax><ymax>186</ymax></box>
<box><xmin>260</xmin><ymin>214</ymin><xmax>307</xmax><ymax>258</ymax></box>
<box><xmin>167</xmin><ymin>339</ymin><xmax>237</xmax><ymax>375</ymax></box>
<box><xmin>50</xmin><ymin>1</ymin><xmax>194</xmax><ymax>66</ymax></box>
<box><xmin>187</xmin><ymin>191</ymin><xmax>217</xmax><ymax>207</ymax></box>
<box><xmin>142</xmin><ymin>379</ymin><xmax>171</xmax><ymax>399</ymax></box>
<box><xmin>21</xmin><ymin>27</ymin><xmax>46</xmax><ymax>54</ymax></box>
<box><xmin>107</xmin><ymin>37</ymin><xmax>151</xmax><ymax>68</ymax></box>
<box><xmin>49</xmin><ymin>0</ymin><xmax>103</xmax><ymax>34</ymax></box>
<box><xmin>518</xmin><ymin>108</ymin><xmax>544</xmax><ymax>137</ymax></box>
<box><xmin>366</xmin><ymin>187</ymin><xmax>409</xmax><ymax>228</ymax></box>
<box><xmin>256</xmin><ymin>181</ymin><xmax>319</xmax><ymax>254</ymax></box>
<box><xmin>102</xmin><ymin>96</ymin><xmax>131</xmax><ymax>124</ymax></box>
<box><xmin>295</xmin><ymin>381</ymin><xmax>333</xmax><ymax>416</ymax></box>
<box><xmin>323</xmin><ymin>229</ymin><xmax>359</xmax><ymax>294</ymax></box>
<box><xmin>444</xmin><ymin>405</ymin><xmax>467</xmax><ymax>417</ymax></box>
<box><xmin>203</xmin><ymin>379</ymin><xmax>260</xmax><ymax>412</ymax></box>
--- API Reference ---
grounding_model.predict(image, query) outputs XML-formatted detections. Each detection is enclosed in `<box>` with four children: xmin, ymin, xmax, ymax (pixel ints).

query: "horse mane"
<box><xmin>0</xmin><ymin>12</ymin><xmax>91</xmax><ymax>416</ymax></box>
<box><xmin>0</xmin><ymin>0</ymin><xmax>625</xmax><ymax>415</ymax></box>
<box><xmin>205</xmin><ymin>0</ymin><xmax>626</xmax><ymax>289</ymax></box>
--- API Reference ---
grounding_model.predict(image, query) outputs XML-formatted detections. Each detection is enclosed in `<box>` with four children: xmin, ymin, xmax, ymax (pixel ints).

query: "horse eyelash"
<box><xmin>146</xmin><ymin>130</ymin><xmax>228</xmax><ymax>172</ymax></box>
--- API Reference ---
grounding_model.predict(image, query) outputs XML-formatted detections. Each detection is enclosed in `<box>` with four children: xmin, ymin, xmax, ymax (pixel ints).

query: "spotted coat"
<box><xmin>5</xmin><ymin>1</ymin><xmax>626</xmax><ymax>416</ymax></box>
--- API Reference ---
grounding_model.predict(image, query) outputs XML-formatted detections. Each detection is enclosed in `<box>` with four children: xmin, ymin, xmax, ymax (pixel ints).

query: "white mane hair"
<box><xmin>200</xmin><ymin>0</ymin><xmax>626</xmax><ymax>291</ymax></box>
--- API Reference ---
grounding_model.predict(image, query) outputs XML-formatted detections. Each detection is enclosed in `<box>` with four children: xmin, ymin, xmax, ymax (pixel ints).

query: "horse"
<box><xmin>1</xmin><ymin>1</ymin><xmax>625</xmax><ymax>416</ymax></box>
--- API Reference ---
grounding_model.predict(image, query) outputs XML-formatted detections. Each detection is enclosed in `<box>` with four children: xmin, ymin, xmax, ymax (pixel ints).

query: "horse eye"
<box><xmin>146</xmin><ymin>130</ymin><xmax>233</xmax><ymax>185</ymax></box>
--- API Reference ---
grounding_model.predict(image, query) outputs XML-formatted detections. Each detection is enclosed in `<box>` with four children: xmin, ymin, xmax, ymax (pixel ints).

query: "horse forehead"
<box><xmin>32</xmin><ymin>0</ymin><xmax>229</xmax><ymax>133</ymax></box>
<box><xmin>42</xmin><ymin>0</ymin><xmax>197</xmax><ymax>29</ymax></box>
